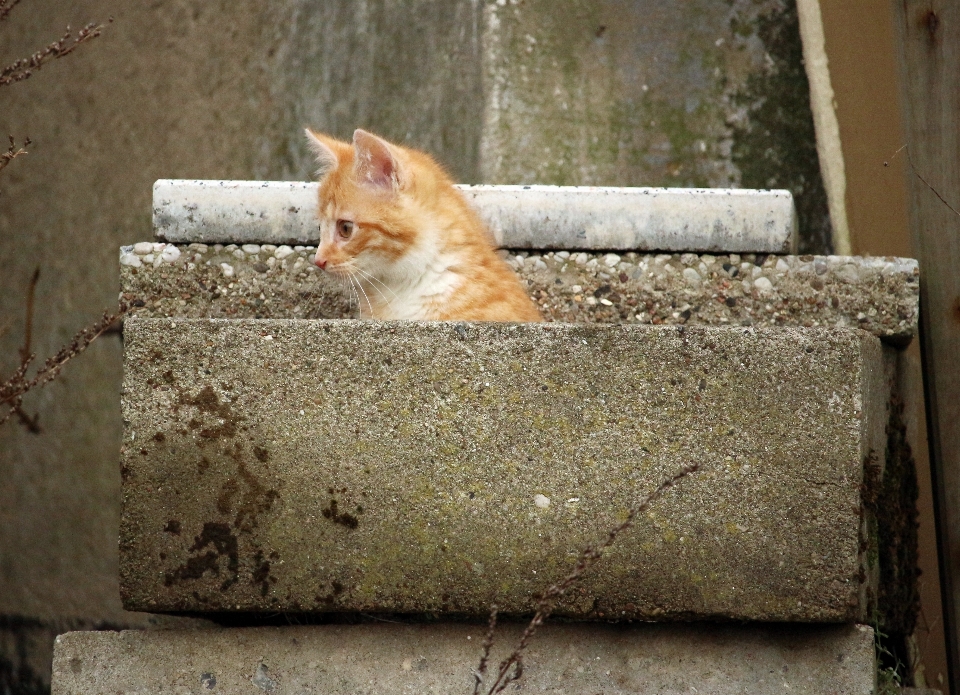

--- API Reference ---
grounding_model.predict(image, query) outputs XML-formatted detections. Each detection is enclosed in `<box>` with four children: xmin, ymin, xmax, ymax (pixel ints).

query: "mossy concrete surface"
<box><xmin>52</xmin><ymin>623</ymin><xmax>876</xmax><ymax>695</ymax></box>
<box><xmin>120</xmin><ymin>320</ymin><xmax>883</xmax><ymax>621</ymax></box>
<box><xmin>481</xmin><ymin>0</ymin><xmax>831</xmax><ymax>253</ymax></box>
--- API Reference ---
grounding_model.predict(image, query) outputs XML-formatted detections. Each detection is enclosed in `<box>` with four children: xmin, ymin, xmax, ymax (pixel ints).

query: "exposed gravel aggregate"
<box><xmin>120</xmin><ymin>243</ymin><xmax>919</xmax><ymax>342</ymax></box>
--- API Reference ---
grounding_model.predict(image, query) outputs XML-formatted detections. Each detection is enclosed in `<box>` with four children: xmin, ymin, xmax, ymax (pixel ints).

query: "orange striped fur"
<box><xmin>305</xmin><ymin>128</ymin><xmax>541</xmax><ymax>322</ymax></box>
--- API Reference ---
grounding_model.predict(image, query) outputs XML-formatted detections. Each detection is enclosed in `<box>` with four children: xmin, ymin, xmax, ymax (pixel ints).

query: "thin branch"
<box><xmin>19</xmin><ymin>266</ymin><xmax>39</xmax><ymax>362</ymax></box>
<box><xmin>0</xmin><ymin>0</ymin><xmax>22</xmax><ymax>22</ymax></box>
<box><xmin>886</xmin><ymin>144</ymin><xmax>960</xmax><ymax>219</ymax></box>
<box><xmin>1</xmin><ymin>303</ymin><xmax>128</xmax><ymax>429</ymax></box>
<box><xmin>0</xmin><ymin>19</ymin><xmax>112</xmax><ymax>88</ymax></box>
<box><xmin>0</xmin><ymin>135</ymin><xmax>30</xmax><ymax>174</ymax></box>
<box><xmin>11</xmin><ymin>266</ymin><xmax>41</xmax><ymax>431</ymax></box>
<box><xmin>472</xmin><ymin>606</ymin><xmax>498</xmax><ymax>695</ymax></box>
<box><xmin>475</xmin><ymin>463</ymin><xmax>700</xmax><ymax>695</ymax></box>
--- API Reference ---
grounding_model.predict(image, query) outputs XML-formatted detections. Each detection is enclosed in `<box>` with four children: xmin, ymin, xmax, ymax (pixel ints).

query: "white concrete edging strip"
<box><xmin>153</xmin><ymin>180</ymin><xmax>798</xmax><ymax>253</ymax></box>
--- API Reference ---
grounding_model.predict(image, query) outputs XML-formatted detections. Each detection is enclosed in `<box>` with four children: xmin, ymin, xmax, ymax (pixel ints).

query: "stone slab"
<box><xmin>52</xmin><ymin>623</ymin><xmax>876</xmax><ymax>695</ymax></box>
<box><xmin>152</xmin><ymin>180</ymin><xmax>798</xmax><ymax>253</ymax></box>
<box><xmin>120</xmin><ymin>243</ymin><xmax>919</xmax><ymax>342</ymax></box>
<box><xmin>120</xmin><ymin>319</ymin><xmax>884</xmax><ymax>620</ymax></box>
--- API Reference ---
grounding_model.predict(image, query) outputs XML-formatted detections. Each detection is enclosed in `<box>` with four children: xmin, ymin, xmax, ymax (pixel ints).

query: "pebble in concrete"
<box><xmin>52</xmin><ymin>623</ymin><xmax>875</xmax><ymax>695</ymax></box>
<box><xmin>120</xmin><ymin>244</ymin><xmax>919</xmax><ymax>342</ymax></box>
<box><xmin>120</xmin><ymin>319</ymin><xmax>884</xmax><ymax>620</ymax></box>
<box><xmin>152</xmin><ymin>180</ymin><xmax>798</xmax><ymax>253</ymax></box>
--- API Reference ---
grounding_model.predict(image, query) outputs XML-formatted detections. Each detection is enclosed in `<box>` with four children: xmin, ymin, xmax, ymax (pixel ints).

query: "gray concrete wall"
<box><xmin>0</xmin><ymin>2</ymin><xmax>289</xmax><ymax>689</ymax></box>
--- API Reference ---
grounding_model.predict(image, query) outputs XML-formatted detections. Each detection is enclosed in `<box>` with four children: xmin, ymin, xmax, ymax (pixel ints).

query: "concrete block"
<box><xmin>52</xmin><ymin>623</ymin><xmax>876</xmax><ymax>695</ymax></box>
<box><xmin>120</xmin><ymin>319</ymin><xmax>884</xmax><ymax>620</ymax></box>
<box><xmin>120</xmin><ymin>244</ymin><xmax>919</xmax><ymax>342</ymax></box>
<box><xmin>153</xmin><ymin>180</ymin><xmax>798</xmax><ymax>253</ymax></box>
<box><xmin>0</xmin><ymin>614</ymin><xmax>216</xmax><ymax>694</ymax></box>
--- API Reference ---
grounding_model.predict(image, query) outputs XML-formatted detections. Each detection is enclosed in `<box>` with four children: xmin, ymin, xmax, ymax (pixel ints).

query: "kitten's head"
<box><xmin>305</xmin><ymin>128</ymin><xmax>448</xmax><ymax>282</ymax></box>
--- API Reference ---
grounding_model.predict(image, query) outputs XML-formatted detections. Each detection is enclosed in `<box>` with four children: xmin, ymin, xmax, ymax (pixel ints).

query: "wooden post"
<box><xmin>891</xmin><ymin>1</ymin><xmax>960</xmax><ymax>691</ymax></box>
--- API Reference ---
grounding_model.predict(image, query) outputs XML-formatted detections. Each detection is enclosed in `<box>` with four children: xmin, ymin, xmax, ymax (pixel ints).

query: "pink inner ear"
<box><xmin>354</xmin><ymin>130</ymin><xmax>399</xmax><ymax>190</ymax></box>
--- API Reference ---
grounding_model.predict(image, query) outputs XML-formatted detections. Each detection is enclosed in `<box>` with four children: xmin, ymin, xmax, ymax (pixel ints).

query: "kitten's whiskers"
<box><xmin>336</xmin><ymin>273</ymin><xmax>362</xmax><ymax>318</ymax></box>
<box><xmin>352</xmin><ymin>266</ymin><xmax>399</xmax><ymax>312</ymax></box>
<box><xmin>349</xmin><ymin>274</ymin><xmax>374</xmax><ymax>318</ymax></box>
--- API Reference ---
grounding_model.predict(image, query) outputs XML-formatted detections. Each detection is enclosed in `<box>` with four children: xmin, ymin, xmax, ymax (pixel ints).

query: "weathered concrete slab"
<box><xmin>120</xmin><ymin>243</ymin><xmax>919</xmax><ymax>342</ymax></box>
<box><xmin>120</xmin><ymin>320</ymin><xmax>885</xmax><ymax>620</ymax></box>
<box><xmin>1</xmin><ymin>614</ymin><xmax>216</xmax><ymax>695</ymax></box>
<box><xmin>153</xmin><ymin>180</ymin><xmax>798</xmax><ymax>253</ymax></box>
<box><xmin>52</xmin><ymin>623</ymin><xmax>876</xmax><ymax>695</ymax></box>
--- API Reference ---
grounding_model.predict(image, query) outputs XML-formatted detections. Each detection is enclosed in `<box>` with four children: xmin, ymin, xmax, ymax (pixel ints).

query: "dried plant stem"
<box><xmin>472</xmin><ymin>605</ymin><xmax>499</xmax><ymax>695</ymax></box>
<box><xmin>0</xmin><ymin>135</ymin><xmax>30</xmax><ymax>173</ymax></box>
<box><xmin>476</xmin><ymin>463</ymin><xmax>699</xmax><ymax>695</ymax></box>
<box><xmin>1</xmin><ymin>6</ymin><xmax>117</xmax><ymax>431</ymax></box>
<box><xmin>9</xmin><ymin>266</ymin><xmax>41</xmax><ymax>430</ymax></box>
<box><xmin>19</xmin><ymin>266</ymin><xmax>39</xmax><ymax>362</ymax></box>
<box><xmin>0</xmin><ymin>19</ymin><xmax>112</xmax><ymax>88</ymax></box>
<box><xmin>887</xmin><ymin>144</ymin><xmax>960</xmax><ymax>219</ymax></box>
<box><xmin>0</xmin><ymin>0</ymin><xmax>22</xmax><ymax>22</ymax></box>
<box><xmin>1</xmin><ymin>303</ymin><xmax>128</xmax><ymax>430</ymax></box>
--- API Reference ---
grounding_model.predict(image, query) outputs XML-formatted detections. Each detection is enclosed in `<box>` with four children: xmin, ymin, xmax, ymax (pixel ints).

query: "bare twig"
<box><xmin>472</xmin><ymin>605</ymin><xmax>498</xmax><ymax>695</ymax></box>
<box><xmin>11</xmin><ymin>266</ymin><xmax>42</xmax><ymax>430</ymax></box>
<box><xmin>0</xmin><ymin>18</ymin><xmax>112</xmax><ymax>88</ymax></box>
<box><xmin>886</xmin><ymin>144</ymin><xmax>960</xmax><ymax>219</ymax></box>
<box><xmin>0</xmin><ymin>135</ymin><xmax>30</xmax><ymax>174</ymax></box>
<box><xmin>0</xmin><ymin>0</ymin><xmax>22</xmax><ymax>22</ymax></box>
<box><xmin>474</xmin><ymin>463</ymin><xmax>700</xmax><ymax>695</ymax></box>
<box><xmin>1</xmin><ymin>302</ymin><xmax>128</xmax><ymax>429</ymax></box>
<box><xmin>19</xmin><ymin>266</ymin><xmax>39</xmax><ymax>362</ymax></box>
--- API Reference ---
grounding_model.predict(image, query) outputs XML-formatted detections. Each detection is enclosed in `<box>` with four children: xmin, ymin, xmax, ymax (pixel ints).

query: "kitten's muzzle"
<box><xmin>314</xmin><ymin>257</ymin><xmax>328</xmax><ymax>270</ymax></box>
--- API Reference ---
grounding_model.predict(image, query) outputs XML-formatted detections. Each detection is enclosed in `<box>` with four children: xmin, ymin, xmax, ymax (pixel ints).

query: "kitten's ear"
<box><xmin>353</xmin><ymin>129</ymin><xmax>403</xmax><ymax>192</ymax></box>
<box><xmin>304</xmin><ymin>129</ymin><xmax>341</xmax><ymax>178</ymax></box>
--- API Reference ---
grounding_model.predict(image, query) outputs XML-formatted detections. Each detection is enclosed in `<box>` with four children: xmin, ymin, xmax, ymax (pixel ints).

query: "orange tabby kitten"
<box><xmin>305</xmin><ymin>128</ymin><xmax>541</xmax><ymax>322</ymax></box>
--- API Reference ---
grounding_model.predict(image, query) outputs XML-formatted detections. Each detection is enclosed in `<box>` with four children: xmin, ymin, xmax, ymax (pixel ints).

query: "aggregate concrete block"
<box><xmin>120</xmin><ymin>244</ymin><xmax>919</xmax><ymax>342</ymax></box>
<box><xmin>51</xmin><ymin>623</ymin><xmax>876</xmax><ymax>695</ymax></box>
<box><xmin>120</xmin><ymin>319</ymin><xmax>885</xmax><ymax>620</ymax></box>
<box><xmin>153</xmin><ymin>180</ymin><xmax>798</xmax><ymax>253</ymax></box>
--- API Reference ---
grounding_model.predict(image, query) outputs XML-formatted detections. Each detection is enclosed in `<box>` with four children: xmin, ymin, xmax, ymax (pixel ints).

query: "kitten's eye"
<box><xmin>336</xmin><ymin>220</ymin><xmax>354</xmax><ymax>240</ymax></box>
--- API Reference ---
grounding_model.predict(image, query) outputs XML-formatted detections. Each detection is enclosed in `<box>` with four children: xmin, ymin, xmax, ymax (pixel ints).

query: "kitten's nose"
<box><xmin>314</xmin><ymin>257</ymin><xmax>328</xmax><ymax>270</ymax></box>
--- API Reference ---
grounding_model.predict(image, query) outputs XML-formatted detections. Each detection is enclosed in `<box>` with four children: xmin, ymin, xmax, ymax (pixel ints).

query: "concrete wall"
<box><xmin>1</xmin><ymin>2</ymin><xmax>287</xmax><ymax>689</ymax></box>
